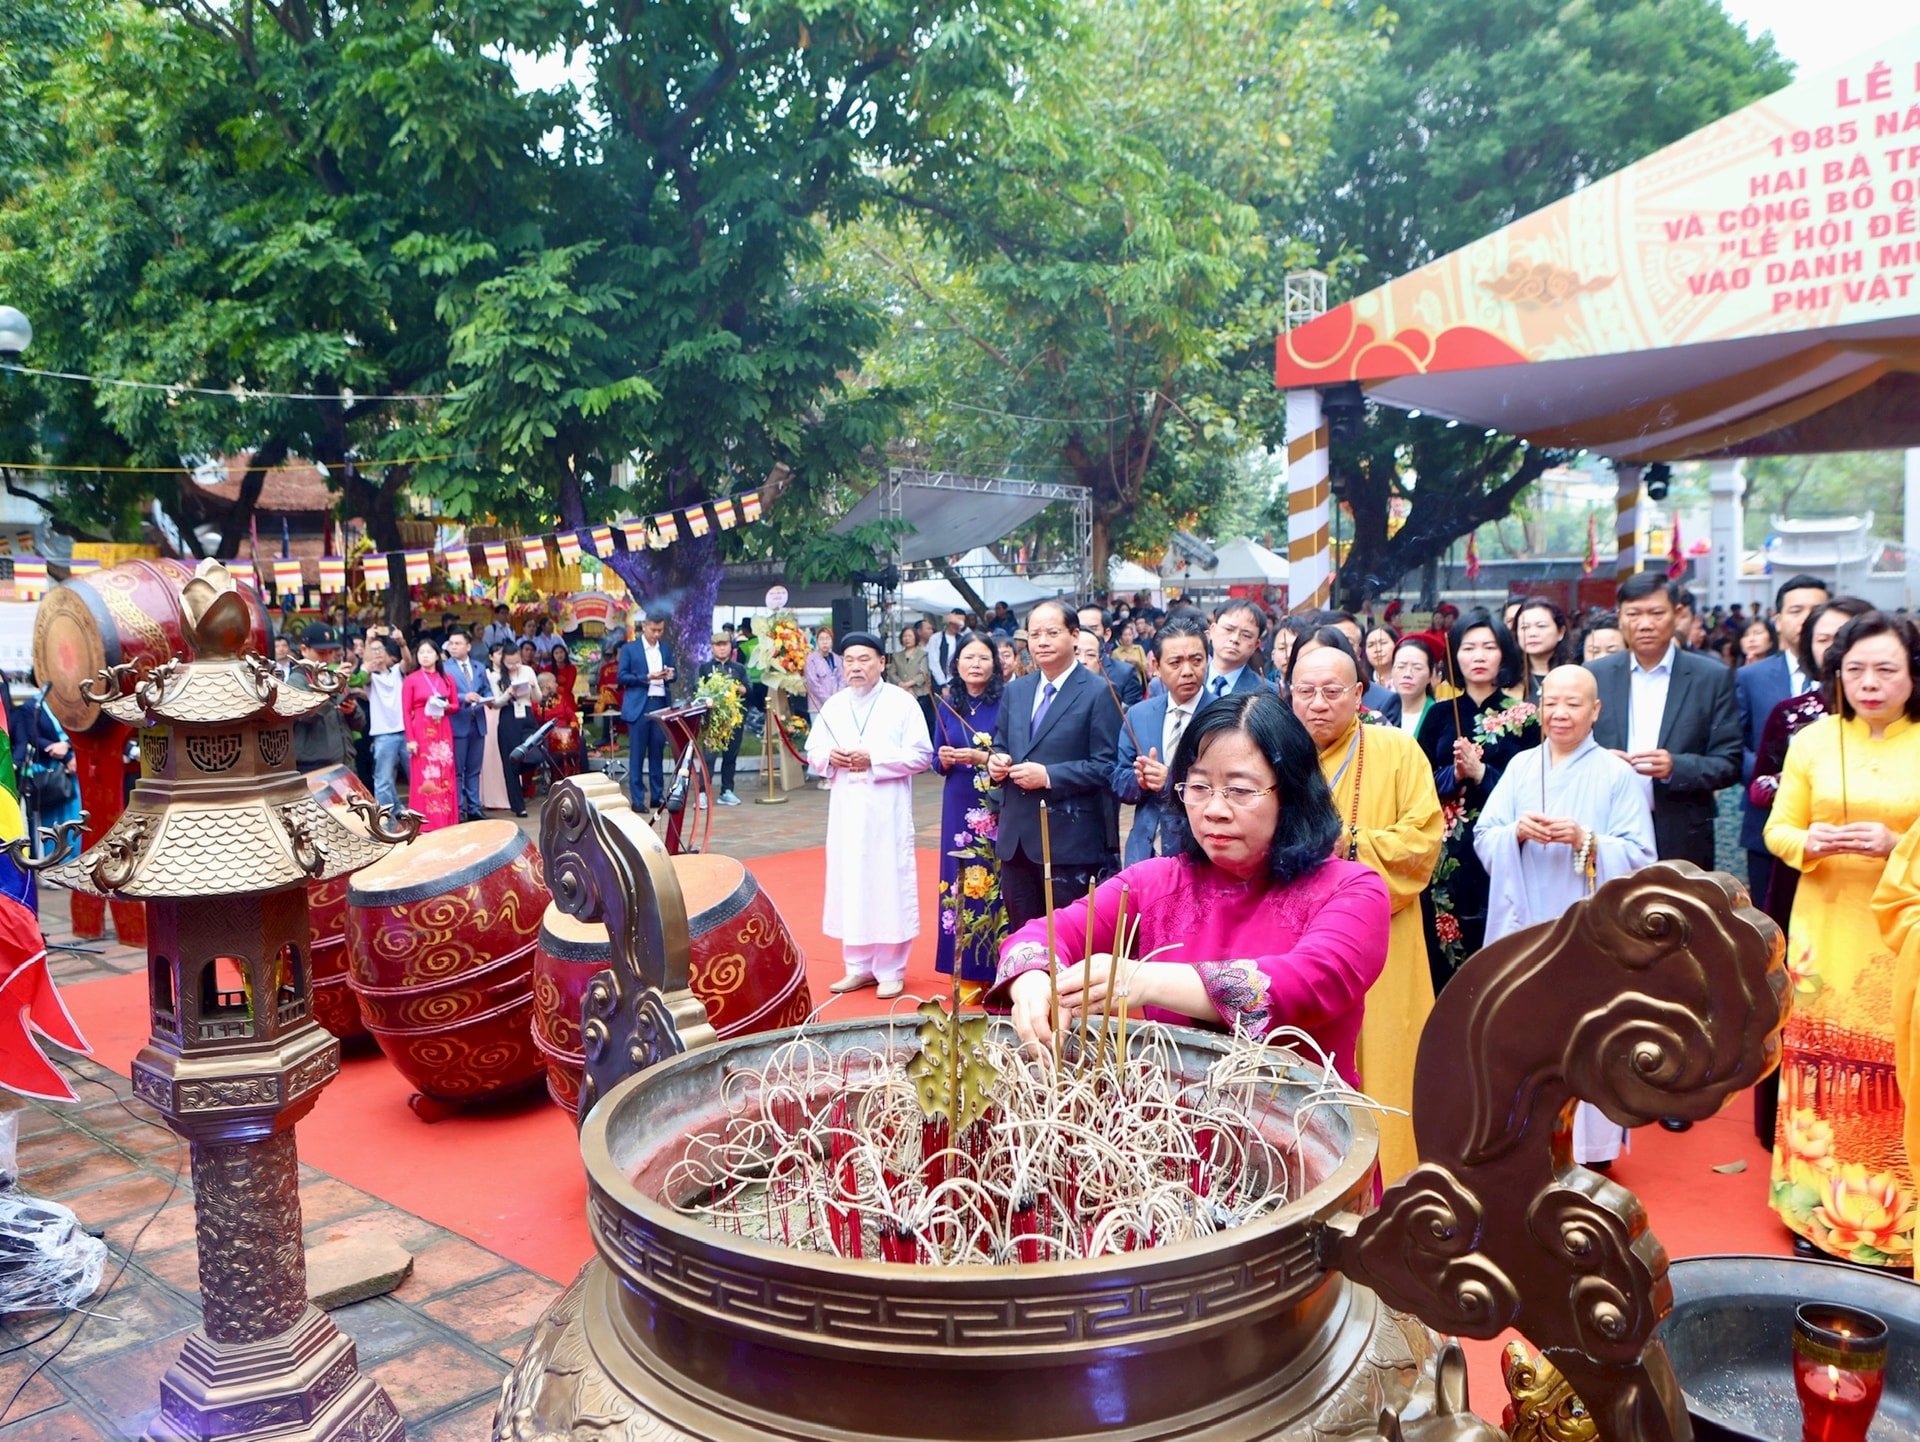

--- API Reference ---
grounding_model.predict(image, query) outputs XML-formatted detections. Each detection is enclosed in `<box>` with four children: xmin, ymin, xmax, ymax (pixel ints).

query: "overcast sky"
<box><xmin>1718</xmin><ymin>0</ymin><xmax>1911</xmax><ymax>74</ymax></box>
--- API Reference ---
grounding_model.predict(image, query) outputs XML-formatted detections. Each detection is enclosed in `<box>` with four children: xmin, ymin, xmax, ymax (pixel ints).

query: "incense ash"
<box><xmin>663</xmin><ymin>1016</ymin><xmax>1383</xmax><ymax>1266</ymax></box>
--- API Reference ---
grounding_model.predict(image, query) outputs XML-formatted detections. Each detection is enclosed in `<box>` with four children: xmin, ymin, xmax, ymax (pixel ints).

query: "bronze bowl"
<box><xmin>1663</xmin><ymin>1254</ymin><xmax>1920</xmax><ymax>1441</ymax></box>
<box><xmin>498</xmin><ymin>1017</ymin><xmax>1472</xmax><ymax>1441</ymax></box>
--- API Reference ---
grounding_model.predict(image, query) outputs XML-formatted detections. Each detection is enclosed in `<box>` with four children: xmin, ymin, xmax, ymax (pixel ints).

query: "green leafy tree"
<box><xmin>0</xmin><ymin>0</ymin><xmax>560</xmax><ymax>602</ymax></box>
<box><xmin>1296</xmin><ymin>0</ymin><xmax>1794</xmax><ymax>606</ymax></box>
<box><xmin>853</xmin><ymin>0</ymin><xmax>1381</xmax><ymax>579</ymax></box>
<box><xmin>433</xmin><ymin>0</ymin><xmax>1055</xmax><ymax>652</ymax></box>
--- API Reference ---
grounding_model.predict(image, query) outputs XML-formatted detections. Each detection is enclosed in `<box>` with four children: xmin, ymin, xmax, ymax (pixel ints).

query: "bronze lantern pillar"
<box><xmin>47</xmin><ymin>561</ymin><xmax>413</xmax><ymax>1441</ymax></box>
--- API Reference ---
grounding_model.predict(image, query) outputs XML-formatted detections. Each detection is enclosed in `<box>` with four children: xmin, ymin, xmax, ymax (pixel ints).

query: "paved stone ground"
<box><xmin>0</xmin><ymin>766</ymin><xmax>954</xmax><ymax>1438</ymax></box>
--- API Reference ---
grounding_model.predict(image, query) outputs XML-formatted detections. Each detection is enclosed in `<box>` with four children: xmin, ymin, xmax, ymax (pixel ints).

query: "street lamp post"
<box><xmin>0</xmin><ymin>305</ymin><xmax>30</xmax><ymax>359</ymax></box>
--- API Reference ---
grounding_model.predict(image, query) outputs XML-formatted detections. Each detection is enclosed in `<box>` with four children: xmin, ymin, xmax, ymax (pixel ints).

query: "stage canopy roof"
<box><xmin>1275</xmin><ymin>24</ymin><xmax>1920</xmax><ymax>461</ymax></box>
<box><xmin>832</xmin><ymin>469</ymin><xmax>1087</xmax><ymax>563</ymax></box>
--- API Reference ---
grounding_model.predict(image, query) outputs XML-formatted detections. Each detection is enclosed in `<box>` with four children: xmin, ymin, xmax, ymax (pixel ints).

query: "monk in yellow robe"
<box><xmin>1292</xmin><ymin>633</ymin><xmax>1444</xmax><ymax>1183</ymax></box>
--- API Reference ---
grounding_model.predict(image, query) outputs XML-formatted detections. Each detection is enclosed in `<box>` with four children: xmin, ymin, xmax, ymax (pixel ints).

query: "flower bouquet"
<box><xmin>756</xmin><ymin>609</ymin><xmax>811</xmax><ymax>696</ymax></box>
<box><xmin>696</xmin><ymin>670</ymin><xmax>745</xmax><ymax>752</ymax></box>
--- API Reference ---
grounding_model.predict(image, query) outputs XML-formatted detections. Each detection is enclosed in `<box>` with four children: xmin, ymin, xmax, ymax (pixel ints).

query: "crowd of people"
<box><xmin>801</xmin><ymin>576</ymin><xmax>1920</xmax><ymax>1269</ymax></box>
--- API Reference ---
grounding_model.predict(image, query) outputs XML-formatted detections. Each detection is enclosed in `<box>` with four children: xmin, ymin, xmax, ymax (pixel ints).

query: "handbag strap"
<box><xmin>36</xmin><ymin>685</ymin><xmax>66</xmax><ymax>747</ymax></box>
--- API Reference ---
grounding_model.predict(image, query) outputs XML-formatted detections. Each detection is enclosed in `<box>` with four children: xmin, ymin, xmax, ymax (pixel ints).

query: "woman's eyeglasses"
<box><xmin>1174</xmin><ymin>782</ymin><xmax>1276</xmax><ymax>808</ymax></box>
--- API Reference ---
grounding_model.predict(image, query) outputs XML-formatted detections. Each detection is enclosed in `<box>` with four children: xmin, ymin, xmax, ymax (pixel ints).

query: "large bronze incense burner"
<box><xmin>498</xmin><ymin>776</ymin><xmax>1788</xmax><ymax>1442</ymax></box>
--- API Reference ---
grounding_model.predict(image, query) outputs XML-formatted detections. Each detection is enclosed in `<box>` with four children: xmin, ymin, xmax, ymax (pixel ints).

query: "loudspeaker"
<box><xmin>831</xmin><ymin>597</ymin><xmax>869</xmax><ymax>638</ymax></box>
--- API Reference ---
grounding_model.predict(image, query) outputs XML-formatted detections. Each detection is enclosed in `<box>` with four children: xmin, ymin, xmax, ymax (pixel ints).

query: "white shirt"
<box><xmin>642</xmin><ymin>639</ymin><xmax>666</xmax><ymax>698</ymax></box>
<box><xmin>1030</xmin><ymin>661</ymin><xmax>1077</xmax><ymax>721</ymax></box>
<box><xmin>928</xmin><ymin>629</ymin><xmax>962</xmax><ymax>687</ymax></box>
<box><xmin>1397</xmin><ymin>697</ymin><xmax>1426</xmax><ymax>737</ymax></box>
<box><xmin>1161</xmin><ymin>696</ymin><xmax>1197</xmax><ymax>765</ymax></box>
<box><xmin>366</xmin><ymin>668</ymin><xmax>404</xmax><ymax>736</ymax></box>
<box><xmin>1627</xmin><ymin>643</ymin><xmax>1677</xmax><ymax>754</ymax></box>
<box><xmin>481</xmin><ymin>621</ymin><xmax>516</xmax><ymax>651</ymax></box>
<box><xmin>1786</xmin><ymin>656</ymin><xmax>1810</xmax><ymax>695</ymax></box>
<box><xmin>1203</xmin><ymin>665</ymin><xmax>1245</xmax><ymax>702</ymax></box>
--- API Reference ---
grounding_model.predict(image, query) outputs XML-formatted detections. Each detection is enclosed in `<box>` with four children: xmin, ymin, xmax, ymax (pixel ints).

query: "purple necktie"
<box><xmin>1031</xmin><ymin>680</ymin><xmax>1058</xmax><ymax>733</ymax></box>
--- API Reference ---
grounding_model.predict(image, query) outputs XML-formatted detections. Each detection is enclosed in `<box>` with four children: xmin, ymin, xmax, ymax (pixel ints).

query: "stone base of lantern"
<box><xmin>144</xmin><ymin>1304</ymin><xmax>403</xmax><ymax>1442</ymax></box>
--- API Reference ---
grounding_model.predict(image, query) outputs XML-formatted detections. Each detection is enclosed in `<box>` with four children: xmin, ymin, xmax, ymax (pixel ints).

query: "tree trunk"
<box><xmin>602</xmin><ymin>532</ymin><xmax>722</xmax><ymax>678</ymax></box>
<box><xmin>211</xmin><ymin>437</ymin><xmax>291</xmax><ymax>560</ymax></box>
<box><xmin>1089</xmin><ymin>512</ymin><xmax>1111</xmax><ymax>595</ymax></box>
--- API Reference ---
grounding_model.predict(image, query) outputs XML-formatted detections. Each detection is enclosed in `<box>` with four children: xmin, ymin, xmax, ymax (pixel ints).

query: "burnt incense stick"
<box><xmin>1040</xmin><ymin>800</ymin><xmax>1060</xmax><ymax>1066</ymax></box>
<box><xmin>1098</xmin><ymin>883</ymin><xmax>1128</xmax><ymax>1070</ymax></box>
<box><xmin>1078</xmin><ymin>877</ymin><xmax>1097</xmax><ymax>1067</ymax></box>
<box><xmin>1098</xmin><ymin>673</ymin><xmax>1145</xmax><ymax>754</ymax></box>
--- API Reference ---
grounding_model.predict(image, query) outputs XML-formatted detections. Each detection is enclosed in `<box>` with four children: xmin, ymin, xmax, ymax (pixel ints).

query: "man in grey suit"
<box><xmin>1587</xmin><ymin>571</ymin><xmax>1741</xmax><ymax>871</ymax></box>
<box><xmin>1111</xmin><ymin>617</ymin><xmax>1209</xmax><ymax>863</ymax></box>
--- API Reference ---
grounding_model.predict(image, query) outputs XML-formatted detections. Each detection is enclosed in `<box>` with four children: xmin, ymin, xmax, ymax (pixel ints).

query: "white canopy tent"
<box><xmin>899</xmin><ymin>546</ymin><xmax>1053</xmax><ymax>615</ymax></box>
<box><xmin>1159</xmin><ymin>537</ymin><xmax>1289</xmax><ymax>588</ymax></box>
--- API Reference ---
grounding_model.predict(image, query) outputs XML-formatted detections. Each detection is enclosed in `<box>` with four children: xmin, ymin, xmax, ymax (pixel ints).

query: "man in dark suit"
<box><xmin>1111</xmin><ymin>617</ymin><xmax>1208</xmax><ymax>863</ymax></box>
<box><xmin>989</xmin><ymin>600</ymin><xmax>1122</xmax><ymax>931</ymax></box>
<box><xmin>1587</xmin><ymin>572</ymin><xmax>1740</xmax><ymax>871</ymax></box>
<box><xmin>1589</xmin><ymin>571</ymin><xmax>1741</xmax><ymax>1135</ymax></box>
<box><xmin>1735</xmin><ymin>573</ymin><xmax>1829</xmax><ymax>906</ymax></box>
<box><xmin>617</xmin><ymin>614</ymin><xmax>676</xmax><ymax>809</ymax></box>
<box><xmin>1200</xmin><ymin>600</ymin><xmax>1269</xmax><ymax>702</ymax></box>
<box><xmin>1077</xmin><ymin>604</ymin><xmax>1145</xmax><ymax>707</ymax></box>
<box><xmin>442</xmin><ymin>627</ymin><xmax>495</xmax><ymax>822</ymax></box>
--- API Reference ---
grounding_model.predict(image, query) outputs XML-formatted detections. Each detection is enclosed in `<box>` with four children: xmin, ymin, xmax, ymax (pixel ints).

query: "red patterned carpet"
<box><xmin>55</xmin><ymin>842</ymin><xmax>1792</xmax><ymax>1422</ymax></box>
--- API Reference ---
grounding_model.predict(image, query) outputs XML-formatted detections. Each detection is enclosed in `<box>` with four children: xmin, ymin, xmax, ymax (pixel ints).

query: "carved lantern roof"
<box><xmin>47</xmin><ymin>559</ymin><xmax>405</xmax><ymax>900</ymax></box>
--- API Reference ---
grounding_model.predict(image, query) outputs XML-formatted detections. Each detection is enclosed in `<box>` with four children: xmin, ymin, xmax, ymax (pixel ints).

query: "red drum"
<box><xmin>32</xmin><ymin>557</ymin><xmax>271</xmax><ymax>736</ymax></box>
<box><xmin>302</xmin><ymin>765</ymin><xmax>374</xmax><ymax>1041</ymax></box>
<box><xmin>531</xmin><ymin>853</ymin><xmax>811</xmax><ymax>1115</ymax></box>
<box><xmin>347</xmin><ymin>820</ymin><xmax>551</xmax><ymax>1118</ymax></box>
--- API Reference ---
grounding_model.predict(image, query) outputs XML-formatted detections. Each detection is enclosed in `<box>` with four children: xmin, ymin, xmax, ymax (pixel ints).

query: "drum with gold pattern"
<box><xmin>531</xmin><ymin>853</ymin><xmax>810</xmax><ymax>1115</ymax></box>
<box><xmin>346</xmin><ymin>819</ymin><xmax>550</xmax><ymax>1117</ymax></box>
<box><xmin>302</xmin><ymin>764</ymin><xmax>374</xmax><ymax>1041</ymax></box>
<box><xmin>33</xmin><ymin>557</ymin><xmax>271</xmax><ymax>735</ymax></box>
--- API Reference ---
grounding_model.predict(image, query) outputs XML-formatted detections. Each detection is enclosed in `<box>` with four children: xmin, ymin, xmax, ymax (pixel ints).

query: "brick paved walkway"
<box><xmin>0</xmin><ymin>769</ymin><xmax>952</xmax><ymax>1438</ymax></box>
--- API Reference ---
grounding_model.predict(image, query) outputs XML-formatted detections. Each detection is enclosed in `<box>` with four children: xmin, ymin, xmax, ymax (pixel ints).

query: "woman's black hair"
<box><xmin>1797</xmin><ymin>597</ymin><xmax>1872</xmax><ymax>684</ymax></box>
<box><xmin>1512</xmin><ymin>598</ymin><xmax>1573</xmax><ymax>669</ymax></box>
<box><xmin>1391</xmin><ymin>636</ymin><xmax>1436</xmax><ymax>694</ymax></box>
<box><xmin>1447</xmin><ymin>608</ymin><xmax>1524</xmax><ymax>690</ymax></box>
<box><xmin>1164</xmin><ymin>690</ymin><xmax>1338</xmax><ymax>885</ymax></box>
<box><xmin>1741</xmin><ymin>615</ymin><xmax>1778</xmax><ymax>658</ymax></box>
<box><xmin>943</xmin><ymin>631</ymin><xmax>1005</xmax><ymax>710</ymax></box>
<box><xmin>1824</xmin><ymin>609</ymin><xmax>1920</xmax><ymax>720</ymax></box>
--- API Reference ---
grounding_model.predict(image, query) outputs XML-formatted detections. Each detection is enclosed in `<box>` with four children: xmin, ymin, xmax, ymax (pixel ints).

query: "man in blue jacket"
<box><xmin>1111</xmin><ymin>617</ymin><xmax>1209</xmax><ymax>863</ymax></box>
<box><xmin>618</xmin><ymin>614</ymin><xmax>676</xmax><ymax>809</ymax></box>
<box><xmin>443</xmin><ymin>628</ymin><xmax>495</xmax><ymax>822</ymax></box>
<box><xmin>1734</xmin><ymin>573</ymin><xmax>1829</xmax><ymax>907</ymax></box>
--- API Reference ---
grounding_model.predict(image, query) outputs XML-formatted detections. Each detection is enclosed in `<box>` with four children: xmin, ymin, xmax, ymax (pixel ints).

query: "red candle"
<box><xmin>1793</xmin><ymin>1302</ymin><xmax>1889</xmax><ymax>1442</ymax></box>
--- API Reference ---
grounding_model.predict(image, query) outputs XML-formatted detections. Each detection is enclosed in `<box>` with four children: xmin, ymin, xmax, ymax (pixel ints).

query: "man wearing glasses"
<box><xmin>1202</xmin><ymin>600</ymin><xmax>1269</xmax><ymax>702</ymax></box>
<box><xmin>989</xmin><ymin>601</ymin><xmax>1122</xmax><ymax>930</ymax></box>
<box><xmin>1289</xmin><ymin>627</ymin><xmax>1443</xmax><ymax>1185</ymax></box>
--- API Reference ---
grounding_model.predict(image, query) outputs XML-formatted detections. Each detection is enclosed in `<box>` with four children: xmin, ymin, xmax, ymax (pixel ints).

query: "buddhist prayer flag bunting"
<box><xmin>741</xmin><ymin>490</ymin><xmax>763</xmax><ymax>523</ymax></box>
<box><xmin>273</xmin><ymin>558</ymin><xmax>304</xmax><ymax>593</ymax></box>
<box><xmin>652</xmin><ymin>512</ymin><xmax>679</xmax><ymax>546</ymax></box>
<box><xmin>362</xmin><ymin>555</ymin><xmax>391</xmax><ymax>589</ymax></box>
<box><xmin>12</xmin><ymin>559</ymin><xmax>47</xmax><ymax>601</ymax></box>
<box><xmin>521</xmin><ymin>535</ymin><xmax>548</xmax><ymax>570</ymax></box>
<box><xmin>712</xmin><ymin>497</ymin><xmax>737</xmax><ymax>531</ymax></box>
<box><xmin>590</xmin><ymin>525</ymin><xmax>614</xmax><ymax>557</ymax></box>
<box><xmin>66</xmin><ymin>558</ymin><xmax>101</xmax><ymax>576</ymax></box>
<box><xmin>482</xmin><ymin>540</ymin><xmax>511</xmax><ymax>576</ymax></box>
<box><xmin>555</xmin><ymin>531</ymin><xmax>583</xmax><ymax>565</ymax></box>
<box><xmin>444</xmin><ymin>546</ymin><xmax>473</xmax><ymax>583</ymax></box>
<box><xmin>318</xmin><ymin>556</ymin><xmax>347</xmax><ymax>593</ymax></box>
<box><xmin>228</xmin><ymin>559</ymin><xmax>256</xmax><ymax>590</ymax></box>
<box><xmin>683</xmin><ymin>507</ymin><xmax>710</xmax><ymax>540</ymax></box>
<box><xmin>620</xmin><ymin>520</ymin><xmax>648</xmax><ymax>552</ymax></box>
<box><xmin>404</xmin><ymin>550</ymin><xmax>432</xmax><ymax>586</ymax></box>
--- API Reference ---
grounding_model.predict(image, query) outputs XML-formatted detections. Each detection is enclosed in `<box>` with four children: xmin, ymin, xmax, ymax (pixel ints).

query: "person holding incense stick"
<box><xmin>805</xmin><ymin>632</ymin><xmax>935</xmax><ymax>999</ymax></box>
<box><xmin>1111</xmin><ymin>616</ymin><xmax>1209</xmax><ymax>864</ymax></box>
<box><xmin>1476</xmin><ymin>665</ymin><xmax>1654</xmax><ymax>1169</ymax></box>
<box><xmin>988</xmin><ymin>601</ymin><xmax>1122</xmax><ymax>931</ymax></box>
<box><xmin>932</xmin><ymin>633</ymin><xmax>1009</xmax><ymax>1003</ymax></box>
<box><xmin>995</xmin><ymin>690</ymin><xmax>1388</xmax><ymax>1090</ymax></box>
<box><xmin>1767</xmin><ymin>610</ymin><xmax>1920</xmax><ymax>1267</ymax></box>
<box><xmin>1289</xmin><ymin>628</ymin><xmax>1443</xmax><ymax>1182</ymax></box>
